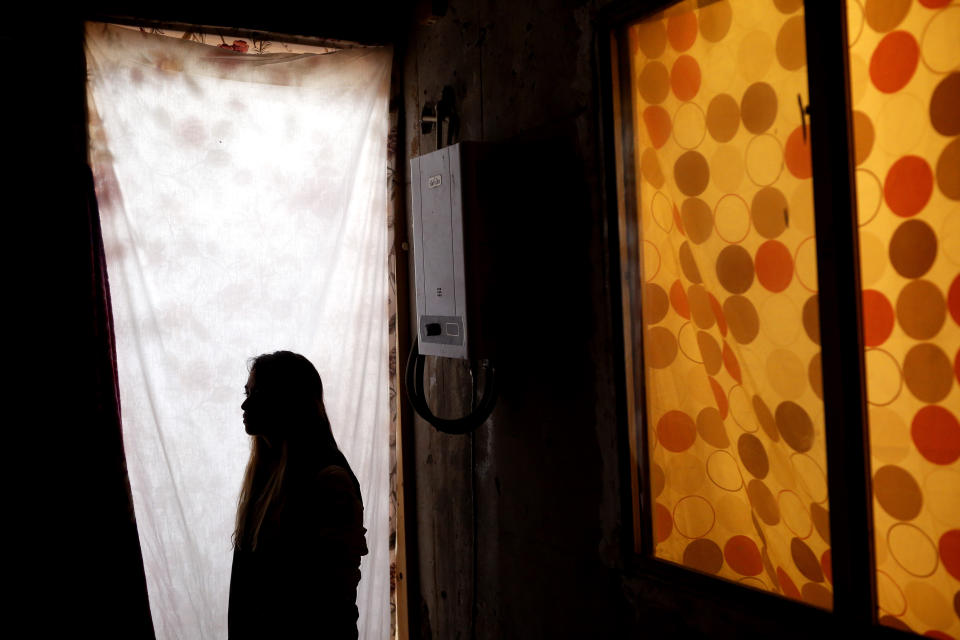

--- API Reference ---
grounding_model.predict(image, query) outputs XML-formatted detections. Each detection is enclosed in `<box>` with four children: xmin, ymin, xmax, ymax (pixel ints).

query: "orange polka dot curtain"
<box><xmin>627</xmin><ymin>0</ymin><xmax>831</xmax><ymax>610</ymax></box>
<box><xmin>848</xmin><ymin>0</ymin><xmax>959</xmax><ymax>636</ymax></box>
<box><xmin>624</xmin><ymin>0</ymin><xmax>960</xmax><ymax>632</ymax></box>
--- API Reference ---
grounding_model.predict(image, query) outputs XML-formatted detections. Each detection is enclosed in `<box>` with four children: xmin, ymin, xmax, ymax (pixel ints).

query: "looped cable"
<box><xmin>404</xmin><ymin>338</ymin><xmax>497</xmax><ymax>434</ymax></box>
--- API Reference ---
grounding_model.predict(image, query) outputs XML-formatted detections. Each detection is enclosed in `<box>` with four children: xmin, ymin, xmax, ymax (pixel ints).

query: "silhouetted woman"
<box><xmin>229</xmin><ymin>351</ymin><xmax>367</xmax><ymax>639</ymax></box>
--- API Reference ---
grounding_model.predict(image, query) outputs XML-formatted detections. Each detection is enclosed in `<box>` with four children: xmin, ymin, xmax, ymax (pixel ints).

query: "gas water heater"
<box><xmin>407</xmin><ymin>142</ymin><xmax>497</xmax><ymax>432</ymax></box>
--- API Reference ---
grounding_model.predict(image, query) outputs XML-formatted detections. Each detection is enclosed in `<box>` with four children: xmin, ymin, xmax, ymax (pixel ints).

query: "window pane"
<box><xmin>848</xmin><ymin>0</ymin><xmax>960</xmax><ymax>635</ymax></box>
<box><xmin>624</xmin><ymin>0</ymin><xmax>833</xmax><ymax>607</ymax></box>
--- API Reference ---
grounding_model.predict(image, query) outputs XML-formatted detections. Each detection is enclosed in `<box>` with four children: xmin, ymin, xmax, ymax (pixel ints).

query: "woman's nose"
<box><xmin>241</xmin><ymin>397</ymin><xmax>249</xmax><ymax>411</ymax></box>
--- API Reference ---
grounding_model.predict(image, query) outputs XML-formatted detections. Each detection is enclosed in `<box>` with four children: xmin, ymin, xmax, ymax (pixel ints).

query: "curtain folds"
<box><xmin>83</xmin><ymin>161</ymin><xmax>157</xmax><ymax>637</ymax></box>
<box><xmin>86</xmin><ymin>23</ymin><xmax>392</xmax><ymax>639</ymax></box>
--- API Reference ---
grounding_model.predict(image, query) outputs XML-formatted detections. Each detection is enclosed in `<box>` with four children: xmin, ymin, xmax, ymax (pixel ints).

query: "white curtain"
<box><xmin>85</xmin><ymin>23</ymin><xmax>392</xmax><ymax>639</ymax></box>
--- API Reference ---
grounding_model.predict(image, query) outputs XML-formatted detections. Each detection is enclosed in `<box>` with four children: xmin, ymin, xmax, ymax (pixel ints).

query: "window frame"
<box><xmin>598</xmin><ymin>0</ymin><xmax>900</xmax><ymax>634</ymax></box>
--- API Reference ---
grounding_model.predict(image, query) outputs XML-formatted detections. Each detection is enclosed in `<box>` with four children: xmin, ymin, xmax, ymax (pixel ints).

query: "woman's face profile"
<box><xmin>241</xmin><ymin>370</ymin><xmax>271</xmax><ymax>436</ymax></box>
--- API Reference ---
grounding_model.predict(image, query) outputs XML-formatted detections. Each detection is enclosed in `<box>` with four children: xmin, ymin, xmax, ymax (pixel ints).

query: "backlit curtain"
<box><xmin>628</xmin><ymin>0</ymin><xmax>834</xmax><ymax>608</ymax></box>
<box><xmin>848</xmin><ymin>0</ymin><xmax>960</xmax><ymax>636</ymax></box>
<box><xmin>85</xmin><ymin>23</ymin><xmax>392</xmax><ymax>639</ymax></box>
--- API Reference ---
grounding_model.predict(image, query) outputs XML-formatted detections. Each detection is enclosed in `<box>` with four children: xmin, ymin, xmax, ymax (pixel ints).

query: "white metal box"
<box><xmin>410</xmin><ymin>142</ymin><xmax>492</xmax><ymax>359</ymax></box>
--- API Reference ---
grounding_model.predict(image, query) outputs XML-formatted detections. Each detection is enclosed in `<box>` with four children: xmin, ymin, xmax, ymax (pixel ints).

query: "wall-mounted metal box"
<box><xmin>410</xmin><ymin>142</ymin><xmax>494</xmax><ymax>360</ymax></box>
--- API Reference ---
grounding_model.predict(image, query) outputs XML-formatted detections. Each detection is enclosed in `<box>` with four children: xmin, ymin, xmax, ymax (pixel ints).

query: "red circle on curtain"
<box><xmin>862</xmin><ymin>289</ymin><xmax>895</xmax><ymax>346</ymax></box>
<box><xmin>869</xmin><ymin>30</ymin><xmax>919</xmax><ymax>93</ymax></box>
<box><xmin>884</xmin><ymin>155</ymin><xmax>934</xmax><ymax>217</ymax></box>
<box><xmin>940</xmin><ymin>530</ymin><xmax>960</xmax><ymax>581</ymax></box>
<box><xmin>724</xmin><ymin>536</ymin><xmax>762</xmax><ymax>575</ymax></box>
<box><xmin>671</xmin><ymin>55</ymin><xmax>702</xmax><ymax>101</ymax></box>
<box><xmin>785</xmin><ymin>126</ymin><xmax>812</xmax><ymax>179</ymax></box>
<box><xmin>912</xmin><ymin>405</ymin><xmax>960</xmax><ymax>465</ymax></box>
<box><xmin>755</xmin><ymin>240</ymin><xmax>794</xmax><ymax>292</ymax></box>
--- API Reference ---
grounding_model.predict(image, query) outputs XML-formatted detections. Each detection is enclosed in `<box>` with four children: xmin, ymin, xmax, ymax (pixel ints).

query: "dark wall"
<box><xmin>7</xmin><ymin>17</ymin><xmax>156</xmax><ymax>636</ymax></box>
<box><xmin>401</xmin><ymin>1</ymin><xmax>628</xmax><ymax>637</ymax></box>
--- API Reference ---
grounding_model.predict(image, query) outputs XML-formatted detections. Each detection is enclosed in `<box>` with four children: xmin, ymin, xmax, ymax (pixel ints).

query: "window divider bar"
<box><xmin>600</xmin><ymin>23</ymin><xmax>640</xmax><ymax>561</ymax></box>
<box><xmin>803</xmin><ymin>1</ymin><xmax>877</xmax><ymax>630</ymax></box>
<box><xmin>614</xmin><ymin>23</ymin><xmax>657</xmax><ymax>559</ymax></box>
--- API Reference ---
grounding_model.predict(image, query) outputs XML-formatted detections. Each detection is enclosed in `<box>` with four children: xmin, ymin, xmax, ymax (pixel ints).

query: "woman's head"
<box><xmin>235</xmin><ymin>350</ymin><xmax>348</xmax><ymax>550</ymax></box>
<box><xmin>241</xmin><ymin>350</ymin><xmax>336</xmax><ymax>451</ymax></box>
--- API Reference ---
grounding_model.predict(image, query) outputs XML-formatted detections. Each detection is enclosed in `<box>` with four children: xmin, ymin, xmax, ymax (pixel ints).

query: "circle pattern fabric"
<box><xmin>631</xmin><ymin>3</ymin><xmax>959</xmax><ymax>629</ymax></box>
<box><xmin>628</xmin><ymin>0</ymin><xmax>832</xmax><ymax>610</ymax></box>
<box><xmin>851</xmin><ymin>0</ymin><xmax>960</xmax><ymax>635</ymax></box>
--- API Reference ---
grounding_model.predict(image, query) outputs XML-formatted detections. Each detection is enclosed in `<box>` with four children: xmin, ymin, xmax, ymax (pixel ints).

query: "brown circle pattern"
<box><xmin>639</xmin><ymin>61</ymin><xmax>671</xmax><ymax>104</ymax></box>
<box><xmin>674</xmin><ymin>150</ymin><xmax>710</xmax><ymax>195</ymax></box>
<box><xmin>679</xmin><ymin>241</ymin><xmax>704</xmax><ymax>283</ymax></box>
<box><xmin>773</xmin><ymin>0</ymin><xmax>803</xmax><ymax>13</ymax></box>
<box><xmin>802</xmin><ymin>583</ymin><xmax>832</xmax><ymax>610</ymax></box>
<box><xmin>802</xmin><ymin>294</ymin><xmax>820</xmax><ymax>344</ymax></box>
<box><xmin>775</xmin><ymin>16</ymin><xmax>806</xmax><ymax>71</ymax></box>
<box><xmin>641</xmin><ymin>148</ymin><xmax>666</xmax><ymax>188</ymax></box>
<box><xmin>852</xmin><ymin>110</ymin><xmax>875</xmax><ymax>165</ymax></box>
<box><xmin>896</xmin><ymin>279</ymin><xmax>945</xmax><ymax>340</ymax></box>
<box><xmin>687</xmin><ymin>284</ymin><xmax>716</xmax><ymax>329</ymax></box>
<box><xmin>747</xmin><ymin>479</ymin><xmax>780</xmax><ymax>526</ymax></box>
<box><xmin>864</xmin><ymin>0</ymin><xmax>911</xmax><ymax>33</ymax></box>
<box><xmin>811</xmin><ymin>503</ymin><xmax>830</xmax><ymax>544</ymax></box>
<box><xmin>753</xmin><ymin>395</ymin><xmax>779</xmax><ymax>442</ymax></box>
<box><xmin>716</xmin><ymin>245</ymin><xmax>755</xmax><ymax>294</ymax></box>
<box><xmin>738</xmin><ymin>433</ymin><xmax>769</xmax><ymax>479</ymax></box>
<box><xmin>791</xmin><ymin>537</ymin><xmax>824</xmax><ymax>583</ymax></box>
<box><xmin>697</xmin><ymin>406</ymin><xmax>730</xmax><ymax>448</ymax></box>
<box><xmin>706</xmin><ymin>93</ymin><xmax>740</xmax><ymax>142</ymax></box>
<box><xmin>740</xmin><ymin>82</ymin><xmax>778</xmax><ymax>134</ymax></box>
<box><xmin>647</xmin><ymin>326</ymin><xmax>679</xmax><ymax>369</ymax></box>
<box><xmin>929</xmin><ymin>72</ymin><xmax>959</xmax><ymax>136</ymax></box>
<box><xmin>681</xmin><ymin>197</ymin><xmax>714</xmax><ymax>244</ymax></box>
<box><xmin>635</xmin><ymin>19</ymin><xmax>667</xmax><ymax>58</ymax></box>
<box><xmin>644</xmin><ymin>282</ymin><xmax>671</xmax><ymax>324</ymax></box>
<box><xmin>873</xmin><ymin>465</ymin><xmax>922</xmax><ymax>521</ymax></box>
<box><xmin>698</xmin><ymin>2</ymin><xmax>732</xmax><ymax>43</ymax></box>
<box><xmin>903</xmin><ymin>343</ymin><xmax>953</xmax><ymax>403</ymax></box>
<box><xmin>683</xmin><ymin>538</ymin><xmax>724</xmax><ymax>573</ymax></box>
<box><xmin>889</xmin><ymin>219</ymin><xmax>937</xmax><ymax>278</ymax></box>
<box><xmin>698</xmin><ymin>330</ymin><xmax>723</xmax><ymax>375</ymax></box>
<box><xmin>775</xmin><ymin>401</ymin><xmax>814</xmax><ymax>453</ymax></box>
<box><xmin>651</xmin><ymin>462</ymin><xmax>666</xmax><ymax>498</ymax></box>
<box><xmin>751</xmin><ymin>186</ymin><xmax>788</xmax><ymax>238</ymax></box>
<box><xmin>937</xmin><ymin>138</ymin><xmax>960</xmax><ymax>200</ymax></box>
<box><xmin>724</xmin><ymin>295</ymin><xmax>760</xmax><ymax>344</ymax></box>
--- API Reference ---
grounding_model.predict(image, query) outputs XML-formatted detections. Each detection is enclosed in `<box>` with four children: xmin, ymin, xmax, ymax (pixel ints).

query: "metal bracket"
<box><xmin>419</xmin><ymin>86</ymin><xmax>459</xmax><ymax>150</ymax></box>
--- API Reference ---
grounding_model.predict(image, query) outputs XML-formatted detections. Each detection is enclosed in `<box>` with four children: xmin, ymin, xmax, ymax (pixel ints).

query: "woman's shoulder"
<box><xmin>316</xmin><ymin>464</ymin><xmax>352</xmax><ymax>483</ymax></box>
<box><xmin>315</xmin><ymin>464</ymin><xmax>360</xmax><ymax>499</ymax></box>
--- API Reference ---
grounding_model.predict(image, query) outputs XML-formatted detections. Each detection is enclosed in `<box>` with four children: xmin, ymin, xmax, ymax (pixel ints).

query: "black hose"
<box><xmin>404</xmin><ymin>337</ymin><xmax>497</xmax><ymax>434</ymax></box>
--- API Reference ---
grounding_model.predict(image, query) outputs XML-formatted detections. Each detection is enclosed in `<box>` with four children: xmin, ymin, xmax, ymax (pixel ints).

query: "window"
<box><xmin>606</xmin><ymin>0</ymin><xmax>958</xmax><ymax>636</ymax></box>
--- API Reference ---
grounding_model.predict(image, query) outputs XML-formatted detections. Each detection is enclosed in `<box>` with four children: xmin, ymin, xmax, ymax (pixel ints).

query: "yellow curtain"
<box><xmin>849</xmin><ymin>0</ymin><xmax>960</xmax><ymax>636</ymax></box>
<box><xmin>628</xmin><ymin>0</ymin><xmax>833</xmax><ymax>609</ymax></box>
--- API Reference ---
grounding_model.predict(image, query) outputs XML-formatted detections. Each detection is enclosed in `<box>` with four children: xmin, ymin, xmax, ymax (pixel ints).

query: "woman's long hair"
<box><xmin>233</xmin><ymin>350</ymin><xmax>359</xmax><ymax>551</ymax></box>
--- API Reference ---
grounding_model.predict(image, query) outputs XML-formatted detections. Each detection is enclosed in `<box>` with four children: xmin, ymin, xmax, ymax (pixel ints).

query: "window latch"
<box><xmin>798</xmin><ymin>94</ymin><xmax>811</xmax><ymax>142</ymax></box>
